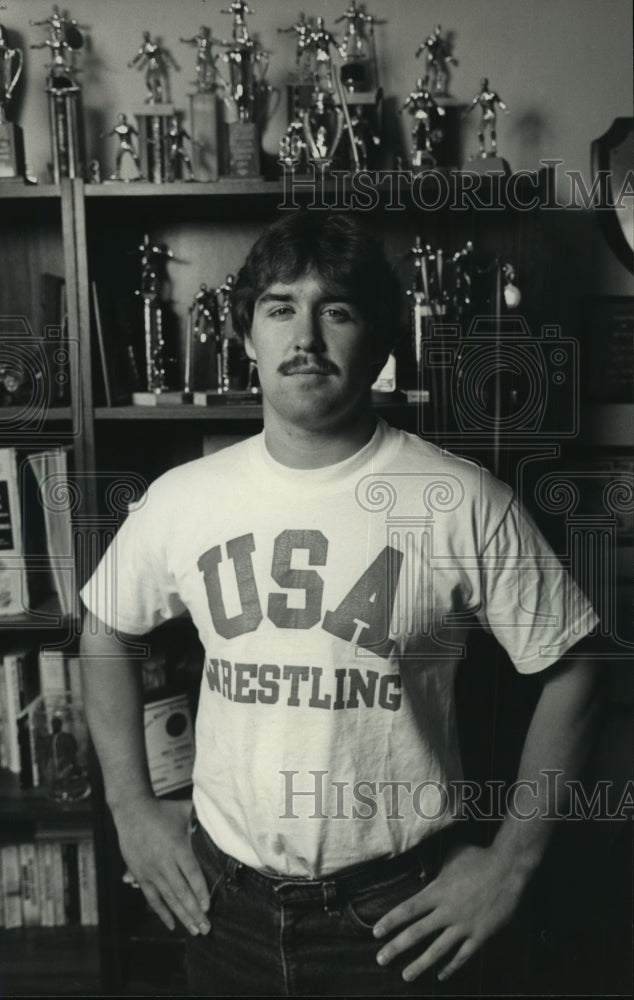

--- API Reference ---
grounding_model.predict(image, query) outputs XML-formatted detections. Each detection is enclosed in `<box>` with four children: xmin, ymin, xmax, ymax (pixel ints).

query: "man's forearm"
<box><xmin>79</xmin><ymin>610</ymin><xmax>154</xmax><ymax>811</ymax></box>
<box><xmin>491</xmin><ymin>654</ymin><xmax>602</xmax><ymax>881</ymax></box>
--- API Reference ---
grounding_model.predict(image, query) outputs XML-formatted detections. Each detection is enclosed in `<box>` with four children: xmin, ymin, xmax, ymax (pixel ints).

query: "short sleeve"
<box><xmin>476</xmin><ymin>498</ymin><xmax>599</xmax><ymax>673</ymax></box>
<box><xmin>79</xmin><ymin>481</ymin><xmax>187</xmax><ymax>634</ymax></box>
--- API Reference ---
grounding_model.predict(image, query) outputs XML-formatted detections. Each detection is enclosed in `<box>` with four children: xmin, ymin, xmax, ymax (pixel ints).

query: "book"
<box><xmin>18</xmin><ymin>842</ymin><xmax>41</xmax><ymax>927</ymax></box>
<box><xmin>1</xmin><ymin>844</ymin><xmax>22</xmax><ymax>928</ymax></box>
<box><xmin>37</xmin><ymin>841</ymin><xmax>56</xmax><ymax>927</ymax></box>
<box><xmin>0</xmin><ymin>647</ymin><xmax>40</xmax><ymax>779</ymax></box>
<box><xmin>78</xmin><ymin>839</ymin><xmax>98</xmax><ymax>926</ymax></box>
<box><xmin>25</xmin><ymin>449</ymin><xmax>77</xmax><ymax>619</ymax></box>
<box><xmin>0</xmin><ymin>448</ymin><xmax>28</xmax><ymax>616</ymax></box>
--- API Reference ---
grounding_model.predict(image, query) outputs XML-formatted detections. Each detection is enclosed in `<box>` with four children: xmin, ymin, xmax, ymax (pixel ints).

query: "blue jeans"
<box><xmin>186</xmin><ymin>815</ymin><xmax>478</xmax><ymax>997</ymax></box>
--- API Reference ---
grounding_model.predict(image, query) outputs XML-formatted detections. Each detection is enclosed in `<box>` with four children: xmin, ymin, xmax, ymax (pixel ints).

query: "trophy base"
<box><xmin>132</xmin><ymin>390</ymin><xmax>192</xmax><ymax>407</ymax></box>
<box><xmin>463</xmin><ymin>154</ymin><xmax>511</xmax><ymax>176</ymax></box>
<box><xmin>0</xmin><ymin>121</ymin><xmax>26</xmax><ymax>180</ymax></box>
<box><xmin>193</xmin><ymin>390</ymin><xmax>260</xmax><ymax>406</ymax></box>
<box><xmin>190</xmin><ymin>91</ymin><xmax>219</xmax><ymax>181</ymax></box>
<box><xmin>224</xmin><ymin>121</ymin><xmax>260</xmax><ymax>179</ymax></box>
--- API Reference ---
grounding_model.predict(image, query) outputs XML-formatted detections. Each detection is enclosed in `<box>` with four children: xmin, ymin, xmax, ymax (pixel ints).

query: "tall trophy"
<box><xmin>30</xmin><ymin>5</ymin><xmax>86</xmax><ymax>182</ymax></box>
<box><xmin>131</xmin><ymin>234</ymin><xmax>182</xmax><ymax>405</ymax></box>
<box><xmin>127</xmin><ymin>32</ymin><xmax>180</xmax><ymax>183</ymax></box>
<box><xmin>0</xmin><ymin>24</ymin><xmax>25</xmax><ymax>181</ymax></box>
<box><xmin>181</xmin><ymin>26</ymin><xmax>224</xmax><ymax>181</ymax></box>
<box><xmin>217</xmin><ymin>2</ymin><xmax>269</xmax><ymax>178</ymax></box>
<box><xmin>414</xmin><ymin>24</ymin><xmax>462</xmax><ymax>167</ymax></box>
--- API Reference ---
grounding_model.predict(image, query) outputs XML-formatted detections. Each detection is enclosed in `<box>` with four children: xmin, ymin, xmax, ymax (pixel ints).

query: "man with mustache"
<box><xmin>80</xmin><ymin>212</ymin><xmax>600</xmax><ymax>996</ymax></box>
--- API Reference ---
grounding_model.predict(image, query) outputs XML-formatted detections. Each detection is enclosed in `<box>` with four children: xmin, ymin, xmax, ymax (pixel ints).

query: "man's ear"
<box><xmin>244</xmin><ymin>335</ymin><xmax>256</xmax><ymax>362</ymax></box>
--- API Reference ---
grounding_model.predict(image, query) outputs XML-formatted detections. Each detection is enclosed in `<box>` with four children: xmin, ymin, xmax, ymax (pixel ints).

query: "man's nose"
<box><xmin>293</xmin><ymin>310</ymin><xmax>324</xmax><ymax>353</ymax></box>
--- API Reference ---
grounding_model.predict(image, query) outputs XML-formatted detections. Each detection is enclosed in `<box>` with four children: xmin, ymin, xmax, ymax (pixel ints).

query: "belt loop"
<box><xmin>225</xmin><ymin>857</ymin><xmax>243</xmax><ymax>892</ymax></box>
<box><xmin>322</xmin><ymin>880</ymin><xmax>340</xmax><ymax>916</ymax></box>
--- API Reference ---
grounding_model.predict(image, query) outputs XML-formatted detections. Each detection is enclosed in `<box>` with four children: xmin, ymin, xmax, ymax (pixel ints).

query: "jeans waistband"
<box><xmin>193</xmin><ymin>816</ymin><xmax>460</xmax><ymax>903</ymax></box>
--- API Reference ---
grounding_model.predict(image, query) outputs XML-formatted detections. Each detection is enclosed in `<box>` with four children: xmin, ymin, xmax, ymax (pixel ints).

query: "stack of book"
<box><xmin>0</xmin><ymin>834</ymin><xmax>98</xmax><ymax>928</ymax></box>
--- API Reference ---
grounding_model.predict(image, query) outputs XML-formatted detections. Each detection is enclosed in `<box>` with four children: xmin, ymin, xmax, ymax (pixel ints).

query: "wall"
<box><xmin>4</xmin><ymin>0</ymin><xmax>632</xmax><ymax>297</ymax></box>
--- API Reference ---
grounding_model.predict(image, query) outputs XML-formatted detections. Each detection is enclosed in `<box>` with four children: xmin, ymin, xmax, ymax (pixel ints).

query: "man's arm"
<box><xmin>80</xmin><ymin>611</ymin><xmax>211</xmax><ymax>938</ymax></box>
<box><xmin>373</xmin><ymin>651</ymin><xmax>602</xmax><ymax>982</ymax></box>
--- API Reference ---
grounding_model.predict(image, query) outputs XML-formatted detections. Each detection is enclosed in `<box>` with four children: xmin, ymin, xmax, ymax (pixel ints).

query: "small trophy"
<box><xmin>463</xmin><ymin>77</ymin><xmax>511</xmax><ymax>174</ymax></box>
<box><xmin>131</xmin><ymin>235</ymin><xmax>181</xmax><ymax>405</ymax></box>
<box><xmin>181</xmin><ymin>26</ymin><xmax>224</xmax><ymax>181</ymax></box>
<box><xmin>335</xmin><ymin>1</ymin><xmax>383</xmax><ymax>94</ymax></box>
<box><xmin>415</xmin><ymin>25</ymin><xmax>457</xmax><ymax>98</ymax></box>
<box><xmin>0</xmin><ymin>24</ymin><xmax>25</xmax><ymax>181</ymax></box>
<box><xmin>399</xmin><ymin>77</ymin><xmax>446</xmax><ymax>169</ymax></box>
<box><xmin>128</xmin><ymin>32</ymin><xmax>180</xmax><ymax>183</ymax></box>
<box><xmin>101</xmin><ymin>113</ymin><xmax>144</xmax><ymax>181</ymax></box>
<box><xmin>302</xmin><ymin>87</ymin><xmax>344</xmax><ymax>168</ymax></box>
<box><xmin>30</xmin><ymin>5</ymin><xmax>86</xmax><ymax>182</ymax></box>
<box><xmin>217</xmin><ymin>2</ymin><xmax>269</xmax><ymax>178</ymax></box>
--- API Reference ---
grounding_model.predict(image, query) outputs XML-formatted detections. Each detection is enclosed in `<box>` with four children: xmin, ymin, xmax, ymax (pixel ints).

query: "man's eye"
<box><xmin>322</xmin><ymin>307</ymin><xmax>351</xmax><ymax>322</ymax></box>
<box><xmin>269</xmin><ymin>306</ymin><xmax>293</xmax><ymax>317</ymax></box>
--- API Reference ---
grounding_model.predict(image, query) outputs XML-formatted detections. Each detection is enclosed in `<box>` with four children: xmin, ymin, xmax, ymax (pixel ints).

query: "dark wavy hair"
<box><xmin>230</xmin><ymin>212</ymin><xmax>402</xmax><ymax>360</ymax></box>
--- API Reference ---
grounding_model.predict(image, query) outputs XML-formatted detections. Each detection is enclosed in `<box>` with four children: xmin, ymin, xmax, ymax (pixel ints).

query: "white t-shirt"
<box><xmin>81</xmin><ymin>420</ymin><xmax>598</xmax><ymax>877</ymax></box>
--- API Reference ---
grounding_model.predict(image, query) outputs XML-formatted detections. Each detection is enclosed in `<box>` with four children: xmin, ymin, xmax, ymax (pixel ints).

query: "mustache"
<box><xmin>278</xmin><ymin>355</ymin><xmax>340</xmax><ymax>376</ymax></box>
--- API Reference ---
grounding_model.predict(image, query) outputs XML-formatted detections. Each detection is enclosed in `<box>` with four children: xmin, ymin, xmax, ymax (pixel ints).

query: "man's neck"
<box><xmin>262</xmin><ymin>405</ymin><xmax>378</xmax><ymax>469</ymax></box>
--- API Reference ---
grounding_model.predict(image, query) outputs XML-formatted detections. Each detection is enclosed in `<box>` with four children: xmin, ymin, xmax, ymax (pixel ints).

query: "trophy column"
<box><xmin>189</xmin><ymin>91</ymin><xmax>219</xmax><ymax>181</ymax></box>
<box><xmin>135</xmin><ymin>105</ymin><xmax>174</xmax><ymax>184</ymax></box>
<box><xmin>47</xmin><ymin>80</ymin><xmax>85</xmax><ymax>181</ymax></box>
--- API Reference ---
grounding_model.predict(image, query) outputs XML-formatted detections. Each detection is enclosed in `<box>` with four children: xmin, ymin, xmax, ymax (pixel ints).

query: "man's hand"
<box><xmin>113</xmin><ymin>797</ymin><xmax>211</xmax><ymax>937</ymax></box>
<box><xmin>373</xmin><ymin>843</ymin><xmax>526</xmax><ymax>982</ymax></box>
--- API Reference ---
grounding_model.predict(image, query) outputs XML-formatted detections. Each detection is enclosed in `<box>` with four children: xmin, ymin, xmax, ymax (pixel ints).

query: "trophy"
<box><xmin>0</xmin><ymin>24</ymin><xmax>25</xmax><ymax>181</ymax></box>
<box><xmin>101</xmin><ymin>113</ymin><xmax>144</xmax><ymax>182</ymax></box>
<box><xmin>217</xmin><ymin>2</ymin><xmax>269</xmax><ymax>178</ymax></box>
<box><xmin>127</xmin><ymin>32</ymin><xmax>180</xmax><ymax>183</ymax></box>
<box><xmin>462</xmin><ymin>77</ymin><xmax>511</xmax><ymax>174</ymax></box>
<box><xmin>302</xmin><ymin>87</ymin><xmax>344</xmax><ymax>168</ymax></box>
<box><xmin>399</xmin><ymin>77</ymin><xmax>446</xmax><ymax>169</ymax></box>
<box><xmin>30</xmin><ymin>5</ymin><xmax>86</xmax><ymax>182</ymax></box>
<box><xmin>188</xmin><ymin>275</ymin><xmax>255</xmax><ymax>404</ymax></box>
<box><xmin>131</xmin><ymin>234</ymin><xmax>181</xmax><ymax>405</ymax></box>
<box><xmin>415</xmin><ymin>25</ymin><xmax>457</xmax><ymax>97</ymax></box>
<box><xmin>413</xmin><ymin>24</ymin><xmax>462</xmax><ymax>167</ymax></box>
<box><xmin>335</xmin><ymin>1</ymin><xmax>383</xmax><ymax>94</ymax></box>
<box><xmin>181</xmin><ymin>26</ymin><xmax>224</xmax><ymax>181</ymax></box>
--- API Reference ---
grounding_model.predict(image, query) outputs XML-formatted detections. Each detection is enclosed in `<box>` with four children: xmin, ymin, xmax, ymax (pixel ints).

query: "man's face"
<box><xmin>245</xmin><ymin>273</ymin><xmax>381</xmax><ymax>431</ymax></box>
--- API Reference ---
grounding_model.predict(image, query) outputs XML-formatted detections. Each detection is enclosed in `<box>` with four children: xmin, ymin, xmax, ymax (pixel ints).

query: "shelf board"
<box><xmin>95</xmin><ymin>403</ymin><xmax>263</xmax><ymax>420</ymax></box>
<box><xmin>94</xmin><ymin>399</ymin><xmax>422</xmax><ymax>421</ymax></box>
<box><xmin>0</xmin><ymin>183</ymin><xmax>60</xmax><ymax>199</ymax></box>
<box><xmin>84</xmin><ymin>178</ymin><xmax>284</xmax><ymax>198</ymax></box>
<box><xmin>0</xmin><ymin>406</ymin><xmax>73</xmax><ymax>424</ymax></box>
